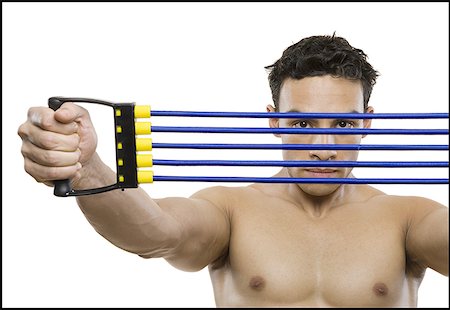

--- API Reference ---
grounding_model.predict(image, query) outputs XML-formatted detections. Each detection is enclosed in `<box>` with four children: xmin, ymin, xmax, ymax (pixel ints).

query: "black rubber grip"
<box><xmin>48</xmin><ymin>97</ymin><xmax>72</xmax><ymax>197</ymax></box>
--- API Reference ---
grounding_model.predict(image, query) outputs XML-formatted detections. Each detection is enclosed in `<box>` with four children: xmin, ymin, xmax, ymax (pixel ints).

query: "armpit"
<box><xmin>209</xmin><ymin>247</ymin><xmax>230</xmax><ymax>270</ymax></box>
<box><xmin>405</xmin><ymin>254</ymin><xmax>426</xmax><ymax>280</ymax></box>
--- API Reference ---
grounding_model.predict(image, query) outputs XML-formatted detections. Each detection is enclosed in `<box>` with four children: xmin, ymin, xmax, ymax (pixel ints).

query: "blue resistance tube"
<box><xmin>150</xmin><ymin>111</ymin><xmax>449</xmax><ymax>119</ymax></box>
<box><xmin>151</xmin><ymin>176</ymin><xmax>449</xmax><ymax>184</ymax></box>
<box><xmin>151</xmin><ymin>143</ymin><xmax>449</xmax><ymax>151</ymax></box>
<box><xmin>152</xmin><ymin>160</ymin><xmax>449</xmax><ymax>167</ymax></box>
<box><xmin>150</xmin><ymin>126</ymin><xmax>448</xmax><ymax>135</ymax></box>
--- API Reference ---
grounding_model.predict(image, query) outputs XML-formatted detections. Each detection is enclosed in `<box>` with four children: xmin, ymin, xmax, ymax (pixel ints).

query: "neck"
<box><xmin>277</xmin><ymin>169</ymin><xmax>356</xmax><ymax>218</ymax></box>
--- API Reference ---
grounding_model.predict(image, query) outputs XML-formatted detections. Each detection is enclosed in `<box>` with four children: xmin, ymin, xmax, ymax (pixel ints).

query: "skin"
<box><xmin>18</xmin><ymin>75</ymin><xmax>448</xmax><ymax>307</ymax></box>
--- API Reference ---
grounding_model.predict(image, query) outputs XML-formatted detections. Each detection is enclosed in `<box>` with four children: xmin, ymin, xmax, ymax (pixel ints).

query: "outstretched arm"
<box><xmin>18</xmin><ymin>102</ymin><xmax>231</xmax><ymax>272</ymax></box>
<box><xmin>75</xmin><ymin>157</ymin><xmax>230</xmax><ymax>272</ymax></box>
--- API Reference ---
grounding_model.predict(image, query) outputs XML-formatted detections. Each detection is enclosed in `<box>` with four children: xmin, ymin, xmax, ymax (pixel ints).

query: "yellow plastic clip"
<box><xmin>135</xmin><ymin>138</ymin><xmax>152</xmax><ymax>151</ymax></box>
<box><xmin>135</xmin><ymin>122</ymin><xmax>152</xmax><ymax>135</ymax></box>
<box><xmin>134</xmin><ymin>105</ymin><xmax>151</xmax><ymax>118</ymax></box>
<box><xmin>137</xmin><ymin>170</ymin><xmax>154</xmax><ymax>183</ymax></box>
<box><xmin>136</xmin><ymin>154</ymin><xmax>153</xmax><ymax>167</ymax></box>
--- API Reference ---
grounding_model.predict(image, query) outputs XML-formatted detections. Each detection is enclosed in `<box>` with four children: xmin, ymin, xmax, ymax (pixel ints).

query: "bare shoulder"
<box><xmin>189</xmin><ymin>185</ymin><xmax>256</xmax><ymax>209</ymax></box>
<box><xmin>367</xmin><ymin>189</ymin><xmax>448</xmax><ymax>218</ymax></box>
<box><xmin>370</xmin><ymin>192</ymin><xmax>446</xmax><ymax>207</ymax></box>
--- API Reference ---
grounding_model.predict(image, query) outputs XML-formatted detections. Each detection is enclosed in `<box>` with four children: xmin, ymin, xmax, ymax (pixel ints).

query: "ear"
<box><xmin>362</xmin><ymin>106</ymin><xmax>374</xmax><ymax>138</ymax></box>
<box><xmin>266</xmin><ymin>104</ymin><xmax>281</xmax><ymax>138</ymax></box>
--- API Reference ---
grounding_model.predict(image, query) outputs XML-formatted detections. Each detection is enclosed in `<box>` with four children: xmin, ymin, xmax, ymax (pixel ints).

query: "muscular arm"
<box><xmin>19</xmin><ymin>103</ymin><xmax>230</xmax><ymax>273</ymax></box>
<box><xmin>74</xmin><ymin>154</ymin><xmax>230</xmax><ymax>272</ymax></box>
<box><xmin>405</xmin><ymin>197</ymin><xmax>449</xmax><ymax>276</ymax></box>
<box><xmin>76</xmin><ymin>154</ymin><xmax>232</xmax><ymax>273</ymax></box>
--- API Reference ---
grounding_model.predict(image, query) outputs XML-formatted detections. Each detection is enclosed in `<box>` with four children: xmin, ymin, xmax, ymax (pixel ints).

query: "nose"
<box><xmin>309</xmin><ymin>134</ymin><xmax>337</xmax><ymax>161</ymax></box>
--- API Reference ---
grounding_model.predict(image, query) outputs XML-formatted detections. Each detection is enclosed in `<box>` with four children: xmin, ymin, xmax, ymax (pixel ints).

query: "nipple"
<box><xmin>249</xmin><ymin>276</ymin><xmax>265</xmax><ymax>291</ymax></box>
<box><xmin>372</xmin><ymin>282</ymin><xmax>388</xmax><ymax>296</ymax></box>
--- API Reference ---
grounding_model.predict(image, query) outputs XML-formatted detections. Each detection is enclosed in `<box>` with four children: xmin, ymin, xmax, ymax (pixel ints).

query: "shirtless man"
<box><xmin>18</xmin><ymin>34</ymin><xmax>448</xmax><ymax>307</ymax></box>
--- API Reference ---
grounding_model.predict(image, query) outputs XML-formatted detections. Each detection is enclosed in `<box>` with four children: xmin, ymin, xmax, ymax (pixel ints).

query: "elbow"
<box><xmin>133</xmin><ymin>221</ymin><xmax>183</xmax><ymax>259</ymax></box>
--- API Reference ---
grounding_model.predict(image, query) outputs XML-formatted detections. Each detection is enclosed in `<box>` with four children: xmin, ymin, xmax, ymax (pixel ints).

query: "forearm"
<box><xmin>73</xmin><ymin>153</ymin><xmax>181</xmax><ymax>256</ymax></box>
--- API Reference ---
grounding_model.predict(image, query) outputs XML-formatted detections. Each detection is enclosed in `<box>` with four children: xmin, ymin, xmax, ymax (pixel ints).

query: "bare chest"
<box><xmin>210</xmin><ymin>201</ymin><xmax>414</xmax><ymax>307</ymax></box>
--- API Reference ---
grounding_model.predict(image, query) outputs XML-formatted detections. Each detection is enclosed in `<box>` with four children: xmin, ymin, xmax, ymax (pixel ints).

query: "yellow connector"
<box><xmin>137</xmin><ymin>170</ymin><xmax>154</xmax><ymax>183</ymax></box>
<box><xmin>134</xmin><ymin>105</ymin><xmax>151</xmax><ymax>118</ymax></box>
<box><xmin>135</xmin><ymin>122</ymin><xmax>151</xmax><ymax>135</ymax></box>
<box><xmin>136</xmin><ymin>154</ymin><xmax>153</xmax><ymax>167</ymax></box>
<box><xmin>136</xmin><ymin>138</ymin><xmax>152</xmax><ymax>151</ymax></box>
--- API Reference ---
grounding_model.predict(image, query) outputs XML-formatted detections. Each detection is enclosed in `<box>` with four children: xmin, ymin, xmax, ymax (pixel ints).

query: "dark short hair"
<box><xmin>265</xmin><ymin>34</ymin><xmax>379</xmax><ymax>111</ymax></box>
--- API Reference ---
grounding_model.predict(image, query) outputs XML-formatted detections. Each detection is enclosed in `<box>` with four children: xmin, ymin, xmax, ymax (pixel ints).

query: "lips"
<box><xmin>305</xmin><ymin>169</ymin><xmax>338</xmax><ymax>178</ymax></box>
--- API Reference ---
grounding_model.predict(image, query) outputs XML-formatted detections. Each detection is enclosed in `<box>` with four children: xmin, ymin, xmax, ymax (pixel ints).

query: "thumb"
<box><xmin>54</xmin><ymin>102</ymin><xmax>89</xmax><ymax>124</ymax></box>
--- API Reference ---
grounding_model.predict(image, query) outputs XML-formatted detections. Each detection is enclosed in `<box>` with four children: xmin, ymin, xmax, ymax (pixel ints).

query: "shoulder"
<box><xmin>369</xmin><ymin>193</ymin><xmax>446</xmax><ymax>210</ymax></box>
<box><xmin>366</xmin><ymin>192</ymin><xmax>448</xmax><ymax>225</ymax></box>
<box><xmin>350</xmin><ymin>184</ymin><xmax>447</xmax><ymax>218</ymax></box>
<box><xmin>189</xmin><ymin>185</ymin><xmax>256</xmax><ymax>209</ymax></box>
<box><xmin>190</xmin><ymin>184</ymin><xmax>252</xmax><ymax>199</ymax></box>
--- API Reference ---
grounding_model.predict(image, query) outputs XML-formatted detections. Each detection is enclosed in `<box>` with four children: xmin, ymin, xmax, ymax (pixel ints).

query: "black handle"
<box><xmin>48</xmin><ymin>97</ymin><xmax>73</xmax><ymax>197</ymax></box>
<box><xmin>46</xmin><ymin>96</ymin><xmax>138</xmax><ymax>196</ymax></box>
<box><xmin>48</xmin><ymin>96</ymin><xmax>66</xmax><ymax>111</ymax></box>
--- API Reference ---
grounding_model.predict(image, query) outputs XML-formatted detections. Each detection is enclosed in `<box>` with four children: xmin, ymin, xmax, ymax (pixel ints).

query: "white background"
<box><xmin>3</xmin><ymin>2</ymin><xmax>449</xmax><ymax>308</ymax></box>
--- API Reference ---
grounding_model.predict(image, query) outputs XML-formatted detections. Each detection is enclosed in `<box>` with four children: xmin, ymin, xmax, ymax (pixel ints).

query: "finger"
<box><xmin>24</xmin><ymin>125</ymin><xmax>80</xmax><ymax>151</ymax></box>
<box><xmin>23</xmin><ymin>157</ymin><xmax>82</xmax><ymax>183</ymax></box>
<box><xmin>53</xmin><ymin>102</ymin><xmax>90</xmax><ymax>124</ymax></box>
<box><xmin>27</xmin><ymin>107</ymin><xmax>78</xmax><ymax>134</ymax></box>
<box><xmin>21</xmin><ymin>141</ymin><xmax>81</xmax><ymax>167</ymax></box>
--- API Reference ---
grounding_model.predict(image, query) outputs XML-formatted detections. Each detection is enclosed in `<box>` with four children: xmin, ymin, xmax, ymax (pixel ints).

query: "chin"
<box><xmin>286</xmin><ymin>168</ymin><xmax>348</xmax><ymax>197</ymax></box>
<box><xmin>298</xmin><ymin>183</ymin><xmax>342</xmax><ymax>197</ymax></box>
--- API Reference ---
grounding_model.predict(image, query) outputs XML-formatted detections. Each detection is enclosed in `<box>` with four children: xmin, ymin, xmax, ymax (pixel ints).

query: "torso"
<box><xmin>207</xmin><ymin>184</ymin><xmax>425</xmax><ymax>307</ymax></box>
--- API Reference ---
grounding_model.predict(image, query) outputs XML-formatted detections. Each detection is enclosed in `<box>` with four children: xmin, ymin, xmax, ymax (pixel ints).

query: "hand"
<box><xmin>18</xmin><ymin>102</ymin><xmax>98</xmax><ymax>187</ymax></box>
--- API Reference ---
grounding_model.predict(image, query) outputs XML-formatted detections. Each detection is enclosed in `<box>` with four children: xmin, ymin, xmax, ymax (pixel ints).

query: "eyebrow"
<box><xmin>285</xmin><ymin>109</ymin><xmax>361</xmax><ymax>114</ymax></box>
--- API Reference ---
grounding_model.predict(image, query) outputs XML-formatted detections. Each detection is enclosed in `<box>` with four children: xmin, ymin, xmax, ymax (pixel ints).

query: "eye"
<box><xmin>338</xmin><ymin>121</ymin><xmax>347</xmax><ymax>128</ymax></box>
<box><xmin>293</xmin><ymin>120</ymin><xmax>309</xmax><ymax>128</ymax></box>
<box><xmin>336</xmin><ymin>120</ymin><xmax>354</xmax><ymax>128</ymax></box>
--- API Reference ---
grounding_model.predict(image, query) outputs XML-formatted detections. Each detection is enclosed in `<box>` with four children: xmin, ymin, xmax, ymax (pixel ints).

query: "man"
<box><xmin>18</xmin><ymin>34</ymin><xmax>448</xmax><ymax>307</ymax></box>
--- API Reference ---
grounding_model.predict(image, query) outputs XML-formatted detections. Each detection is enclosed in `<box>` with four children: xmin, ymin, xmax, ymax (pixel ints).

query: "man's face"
<box><xmin>268</xmin><ymin>75</ymin><xmax>373</xmax><ymax>196</ymax></box>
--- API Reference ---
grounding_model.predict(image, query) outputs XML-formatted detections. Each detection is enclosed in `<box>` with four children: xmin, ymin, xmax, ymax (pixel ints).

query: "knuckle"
<box><xmin>28</xmin><ymin>109</ymin><xmax>43</xmax><ymax>126</ymax></box>
<box><xmin>47</xmin><ymin>166</ymin><xmax>61</xmax><ymax>180</ymax></box>
<box><xmin>40</xmin><ymin>115</ymin><xmax>54</xmax><ymax>129</ymax></box>
<box><xmin>40</xmin><ymin>132</ymin><xmax>56</xmax><ymax>149</ymax></box>
<box><xmin>43</xmin><ymin>151</ymin><xmax>59</xmax><ymax>166</ymax></box>
<box><xmin>27</xmin><ymin>107</ymin><xmax>37</xmax><ymax>119</ymax></box>
<box><xmin>23</xmin><ymin>160</ymin><xmax>38</xmax><ymax>179</ymax></box>
<box><xmin>17</xmin><ymin>123</ymin><xmax>27</xmax><ymax>137</ymax></box>
<box><xmin>20</xmin><ymin>144</ymin><xmax>29</xmax><ymax>157</ymax></box>
<box><xmin>23</xmin><ymin>160</ymin><xmax>32</xmax><ymax>174</ymax></box>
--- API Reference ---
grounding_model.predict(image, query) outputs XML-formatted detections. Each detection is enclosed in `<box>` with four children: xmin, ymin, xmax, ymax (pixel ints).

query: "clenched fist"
<box><xmin>18</xmin><ymin>102</ymin><xmax>98</xmax><ymax>187</ymax></box>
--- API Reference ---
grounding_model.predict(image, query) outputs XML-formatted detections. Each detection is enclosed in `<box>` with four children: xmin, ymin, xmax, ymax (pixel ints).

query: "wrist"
<box><xmin>71</xmin><ymin>153</ymin><xmax>116</xmax><ymax>190</ymax></box>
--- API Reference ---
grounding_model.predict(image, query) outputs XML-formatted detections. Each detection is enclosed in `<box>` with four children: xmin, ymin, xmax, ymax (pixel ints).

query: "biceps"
<box><xmin>157</xmin><ymin>197</ymin><xmax>231</xmax><ymax>272</ymax></box>
<box><xmin>406</xmin><ymin>207</ymin><xmax>449</xmax><ymax>275</ymax></box>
